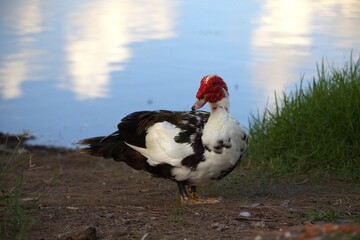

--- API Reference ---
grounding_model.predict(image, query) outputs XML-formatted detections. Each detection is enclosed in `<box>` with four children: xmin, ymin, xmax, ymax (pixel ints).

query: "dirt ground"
<box><xmin>2</xmin><ymin>135</ymin><xmax>360</xmax><ymax>239</ymax></box>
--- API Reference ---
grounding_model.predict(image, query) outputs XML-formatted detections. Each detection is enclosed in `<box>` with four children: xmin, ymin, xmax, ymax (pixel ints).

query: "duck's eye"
<box><xmin>200</xmin><ymin>95</ymin><xmax>205</xmax><ymax>100</ymax></box>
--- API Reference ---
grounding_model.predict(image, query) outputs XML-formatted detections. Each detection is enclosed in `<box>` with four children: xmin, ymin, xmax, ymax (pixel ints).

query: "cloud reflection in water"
<box><xmin>0</xmin><ymin>0</ymin><xmax>44</xmax><ymax>100</ymax></box>
<box><xmin>61</xmin><ymin>0</ymin><xmax>178</xmax><ymax>100</ymax></box>
<box><xmin>0</xmin><ymin>0</ymin><xmax>178</xmax><ymax>100</ymax></box>
<box><xmin>250</xmin><ymin>0</ymin><xmax>360</xmax><ymax>101</ymax></box>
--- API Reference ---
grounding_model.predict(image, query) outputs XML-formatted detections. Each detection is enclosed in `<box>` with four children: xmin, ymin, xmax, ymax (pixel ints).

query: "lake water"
<box><xmin>1</xmin><ymin>0</ymin><xmax>359</xmax><ymax>147</ymax></box>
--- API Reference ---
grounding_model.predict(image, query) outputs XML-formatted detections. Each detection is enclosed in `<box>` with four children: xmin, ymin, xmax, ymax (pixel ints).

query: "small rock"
<box><xmin>239</xmin><ymin>211</ymin><xmax>251</xmax><ymax>217</ymax></box>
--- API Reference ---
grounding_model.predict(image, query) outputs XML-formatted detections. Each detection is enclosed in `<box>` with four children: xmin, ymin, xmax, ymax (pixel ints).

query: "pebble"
<box><xmin>239</xmin><ymin>211</ymin><xmax>251</xmax><ymax>217</ymax></box>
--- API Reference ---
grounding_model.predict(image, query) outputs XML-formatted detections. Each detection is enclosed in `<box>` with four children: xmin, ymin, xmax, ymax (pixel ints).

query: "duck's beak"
<box><xmin>191</xmin><ymin>98</ymin><xmax>206</xmax><ymax>111</ymax></box>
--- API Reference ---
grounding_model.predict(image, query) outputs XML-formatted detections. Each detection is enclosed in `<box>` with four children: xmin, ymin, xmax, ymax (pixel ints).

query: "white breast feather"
<box><xmin>172</xmin><ymin>111</ymin><xmax>247</xmax><ymax>184</ymax></box>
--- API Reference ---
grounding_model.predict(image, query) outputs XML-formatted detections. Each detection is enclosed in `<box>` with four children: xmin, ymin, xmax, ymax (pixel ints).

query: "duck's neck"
<box><xmin>209</xmin><ymin>96</ymin><xmax>230</xmax><ymax>113</ymax></box>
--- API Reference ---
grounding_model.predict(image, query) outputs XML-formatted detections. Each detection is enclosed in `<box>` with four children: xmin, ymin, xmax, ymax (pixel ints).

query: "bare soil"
<box><xmin>2</xmin><ymin>136</ymin><xmax>360</xmax><ymax>239</ymax></box>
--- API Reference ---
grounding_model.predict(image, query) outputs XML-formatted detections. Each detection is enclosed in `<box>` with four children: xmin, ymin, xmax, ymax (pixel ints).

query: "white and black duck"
<box><xmin>78</xmin><ymin>74</ymin><xmax>248</xmax><ymax>204</ymax></box>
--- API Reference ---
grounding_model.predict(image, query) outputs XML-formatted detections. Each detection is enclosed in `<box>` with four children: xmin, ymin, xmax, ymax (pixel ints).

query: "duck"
<box><xmin>78</xmin><ymin>74</ymin><xmax>248</xmax><ymax>204</ymax></box>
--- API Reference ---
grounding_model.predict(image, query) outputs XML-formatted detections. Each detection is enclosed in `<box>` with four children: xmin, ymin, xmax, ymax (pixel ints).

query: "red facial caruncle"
<box><xmin>192</xmin><ymin>75</ymin><xmax>228</xmax><ymax>111</ymax></box>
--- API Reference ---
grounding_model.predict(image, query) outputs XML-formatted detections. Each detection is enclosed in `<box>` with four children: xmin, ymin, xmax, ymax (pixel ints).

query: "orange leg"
<box><xmin>177</xmin><ymin>182</ymin><xmax>221</xmax><ymax>204</ymax></box>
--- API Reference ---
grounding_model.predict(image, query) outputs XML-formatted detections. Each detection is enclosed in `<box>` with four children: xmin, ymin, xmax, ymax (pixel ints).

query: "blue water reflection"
<box><xmin>0</xmin><ymin>0</ymin><xmax>359</xmax><ymax>147</ymax></box>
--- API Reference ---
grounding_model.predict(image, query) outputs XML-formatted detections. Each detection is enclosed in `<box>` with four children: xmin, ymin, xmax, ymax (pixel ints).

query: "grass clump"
<box><xmin>248</xmin><ymin>55</ymin><xmax>360</xmax><ymax>180</ymax></box>
<box><xmin>304</xmin><ymin>208</ymin><xmax>340</xmax><ymax>222</ymax></box>
<box><xmin>0</xmin><ymin>131</ymin><xmax>34</xmax><ymax>239</ymax></box>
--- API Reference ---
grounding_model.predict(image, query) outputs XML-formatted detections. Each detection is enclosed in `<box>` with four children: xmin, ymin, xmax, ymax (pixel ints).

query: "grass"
<box><xmin>0</xmin><ymin>131</ymin><xmax>35</xmax><ymax>240</ymax></box>
<box><xmin>248</xmin><ymin>54</ymin><xmax>360</xmax><ymax>180</ymax></box>
<box><xmin>171</xmin><ymin>199</ymin><xmax>184</xmax><ymax>224</ymax></box>
<box><xmin>304</xmin><ymin>208</ymin><xmax>340</xmax><ymax>222</ymax></box>
<box><xmin>349</xmin><ymin>215</ymin><xmax>360</xmax><ymax>223</ymax></box>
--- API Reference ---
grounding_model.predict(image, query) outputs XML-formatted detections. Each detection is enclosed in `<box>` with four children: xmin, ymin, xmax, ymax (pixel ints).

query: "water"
<box><xmin>0</xmin><ymin>0</ymin><xmax>359</xmax><ymax>147</ymax></box>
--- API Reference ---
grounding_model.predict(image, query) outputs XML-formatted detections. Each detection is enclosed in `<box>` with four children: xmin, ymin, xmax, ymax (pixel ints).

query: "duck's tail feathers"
<box><xmin>78</xmin><ymin>131</ymin><xmax>122</xmax><ymax>159</ymax></box>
